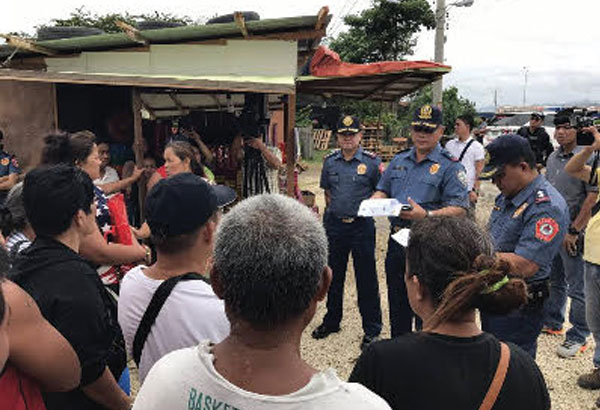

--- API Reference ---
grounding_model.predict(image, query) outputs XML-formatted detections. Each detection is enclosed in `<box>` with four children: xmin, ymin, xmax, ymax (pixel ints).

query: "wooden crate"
<box><xmin>312</xmin><ymin>129</ymin><xmax>332</xmax><ymax>151</ymax></box>
<box><xmin>378</xmin><ymin>145</ymin><xmax>398</xmax><ymax>162</ymax></box>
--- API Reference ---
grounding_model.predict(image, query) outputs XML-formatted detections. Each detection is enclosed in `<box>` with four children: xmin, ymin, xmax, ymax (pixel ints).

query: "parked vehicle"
<box><xmin>482</xmin><ymin>112</ymin><xmax>557</xmax><ymax>148</ymax></box>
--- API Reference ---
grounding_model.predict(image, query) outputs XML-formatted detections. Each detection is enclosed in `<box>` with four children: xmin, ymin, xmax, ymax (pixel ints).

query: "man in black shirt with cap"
<box><xmin>517</xmin><ymin>112</ymin><xmax>554</xmax><ymax>167</ymax></box>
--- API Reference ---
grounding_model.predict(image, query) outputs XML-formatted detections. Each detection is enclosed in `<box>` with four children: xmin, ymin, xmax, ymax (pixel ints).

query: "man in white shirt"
<box><xmin>445</xmin><ymin>114</ymin><xmax>486</xmax><ymax>207</ymax></box>
<box><xmin>133</xmin><ymin>194</ymin><xmax>391</xmax><ymax>410</ymax></box>
<box><xmin>118</xmin><ymin>173</ymin><xmax>236</xmax><ymax>383</ymax></box>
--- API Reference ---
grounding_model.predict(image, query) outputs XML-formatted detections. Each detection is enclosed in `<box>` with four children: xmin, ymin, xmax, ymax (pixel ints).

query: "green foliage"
<box><xmin>399</xmin><ymin>85</ymin><xmax>477</xmax><ymax>134</ymax></box>
<box><xmin>38</xmin><ymin>6</ymin><xmax>195</xmax><ymax>34</ymax></box>
<box><xmin>296</xmin><ymin>105</ymin><xmax>314</xmax><ymax>128</ymax></box>
<box><xmin>329</xmin><ymin>0</ymin><xmax>436</xmax><ymax>63</ymax></box>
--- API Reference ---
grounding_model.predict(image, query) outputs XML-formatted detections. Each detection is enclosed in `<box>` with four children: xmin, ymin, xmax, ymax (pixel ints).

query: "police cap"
<box><xmin>480</xmin><ymin>134</ymin><xmax>535</xmax><ymax>180</ymax></box>
<box><xmin>411</xmin><ymin>104</ymin><xmax>443</xmax><ymax>132</ymax></box>
<box><xmin>337</xmin><ymin>115</ymin><xmax>361</xmax><ymax>134</ymax></box>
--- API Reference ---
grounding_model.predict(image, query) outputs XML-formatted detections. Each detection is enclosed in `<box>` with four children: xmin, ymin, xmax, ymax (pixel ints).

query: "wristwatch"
<box><xmin>426</xmin><ymin>210</ymin><xmax>433</xmax><ymax>218</ymax></box>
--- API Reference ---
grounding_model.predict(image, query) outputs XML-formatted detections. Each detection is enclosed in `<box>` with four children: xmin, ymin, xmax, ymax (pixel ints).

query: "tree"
<box><xmin>329</xmin><ymin>0</ymin><xmax>436</xmax><ymax>63</ymax></box>
<box><xmin>398</xmin><ymin>85</ymin><xmax>477</xmax><ymax>134</ymax></box>
<box><xmin>38</xmin><ymin>7</ymin><xmax>195</xmax><ymax>34</ymax></box>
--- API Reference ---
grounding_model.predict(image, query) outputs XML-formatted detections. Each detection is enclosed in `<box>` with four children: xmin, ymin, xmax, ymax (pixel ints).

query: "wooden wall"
<box><xmin>0</xmin><ymin>80</ymin><xmax>56</xmax><ymax>170</ymax></box>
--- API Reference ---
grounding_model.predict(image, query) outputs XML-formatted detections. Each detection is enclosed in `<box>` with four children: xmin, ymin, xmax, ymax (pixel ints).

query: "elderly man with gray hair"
<box><xmin>133</xmin><ymin>194</ymin><xmax>391</xmax><ymax>410</ymax></box>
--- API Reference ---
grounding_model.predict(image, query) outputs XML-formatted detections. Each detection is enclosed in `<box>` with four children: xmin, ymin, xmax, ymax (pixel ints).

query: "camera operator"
<box><xmin>517</xmin><ymin>112</ymin><xmax>554</xmax><ymax>168</ymax></box>
<box><xmin>564</xmin><ymin>126</ymin><xmax>600</xmax><ymax>406</ymax></box>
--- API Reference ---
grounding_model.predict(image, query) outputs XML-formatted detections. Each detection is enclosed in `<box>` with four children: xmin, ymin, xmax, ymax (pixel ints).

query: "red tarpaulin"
<box><xmin>309</xmin><ymin>46</ymin><xmax>450</xmax><ymax>78</ymax></box>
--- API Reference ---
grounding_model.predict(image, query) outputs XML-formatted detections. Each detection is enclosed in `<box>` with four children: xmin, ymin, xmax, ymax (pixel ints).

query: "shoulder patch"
<box><xmin>535</xmin><ymin>189</ymin><xmax>550</xmax><ymax>204</ymax></box>
<box><xmin>362</xmin><ymin>149</ymin><xmax>378</xmax><ymax>159</ymax></box>
<box><xmin>535</xmin><ymin>218</ymin><xmax>559</xmax><ymax>242</ymax></box>
<box><xmin>324</xmin><ymin>149</ymin><xmax>340</xmax><ymax>160</ymax></box>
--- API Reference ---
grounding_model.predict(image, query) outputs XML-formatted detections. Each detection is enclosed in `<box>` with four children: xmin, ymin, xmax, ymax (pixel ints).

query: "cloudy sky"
<box><xmin>3</xmin><ymin>0</ymin><xmax>600</xmax><ymax>110</ymax></box>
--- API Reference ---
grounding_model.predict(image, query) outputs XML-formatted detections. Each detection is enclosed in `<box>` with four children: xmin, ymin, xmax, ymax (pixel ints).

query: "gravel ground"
<box><xmin>297</xmin><ymin>161</ymin><xmax>599</xmax><ymax>410</ymax></box>
<box><xmin>129</xmin><ymin>161</ymin><xmax>598</xmax><ymax>409</ymax></box>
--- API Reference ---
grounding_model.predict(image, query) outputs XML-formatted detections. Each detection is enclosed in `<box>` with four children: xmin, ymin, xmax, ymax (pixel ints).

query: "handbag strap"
<box><xmin>479</xmin><ymin>342</ymin><xmax>510</xmax><ymax>410</ymax></box>
<box><xmin>458</xmin><ymin>139</ymin><xmax>476</xmax><ymax>162</ymax></box>
<box><xmin>132</xmin><ymin>272</ymin><xmax>209</xmax><ymax>367</ymax></box>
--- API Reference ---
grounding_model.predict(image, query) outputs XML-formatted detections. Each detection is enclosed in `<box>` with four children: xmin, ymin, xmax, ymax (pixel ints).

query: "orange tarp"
<box><xmin>309</xmin><ymin>46</ymin><xmax>450</xmax><ymax>78</ymax></box>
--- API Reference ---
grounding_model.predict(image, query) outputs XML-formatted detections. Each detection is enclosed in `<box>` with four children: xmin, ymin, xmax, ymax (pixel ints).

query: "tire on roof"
<box><xmin>36</xmin><ymin>26</ymin><xmax>105</xmax><ymax>41</ymax></box>
<box><xmin>136</xmin><ymin>20</ymin><xmax>185</xmax><ymax>30</ymax></box>
<box><xmin>206</xmin><ymin>12</ymin><xmax>260</xmax><ymax>25</ymax></box>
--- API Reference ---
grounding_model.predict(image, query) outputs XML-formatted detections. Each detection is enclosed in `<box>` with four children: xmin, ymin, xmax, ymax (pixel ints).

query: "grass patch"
<box><xmin>304</xmin><ymin>149</ymin><xmax>329</xmax><ymax>165</ymax></box>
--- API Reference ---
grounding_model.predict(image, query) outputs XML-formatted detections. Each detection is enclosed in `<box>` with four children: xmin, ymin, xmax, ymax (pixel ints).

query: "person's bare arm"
<box><xmin>497</xmin><ymin>252</ymin><xmax>539</xmax><ymax>278</ymax></box>
<box><xmin>370</xmin><ymin>191</ymin><xmax>389</xmax><ymax>199</ymax></box>
<box><xmin>401</xmin><ymin>198</ymin><xmax>466</xmax><ymax>220</ymax></box>
<box><xmin>0</xmin><ymin>173</ymin><xmax>18</xmax><ymax>191</ymax></box>
<box><xmin>187</xmin><ymin>130</ymin><xmax>215</xmax><ymax>166</ymax></box>
<box><xmin>81</xmin><ymin>367</ymin><xmax>130</xmax><ymax>410</ymax></box>
<box><xmin>5</xmin><ymin>280</ymin><xmax>81</xmax><ymax>392</ymax></box>
<box><xmin>99</xmin><ymin>168</ymin><xmax>143</xmax><ymax>195</ymax></box>
<box><xmin>246</xmin><ymin>138</ymin><xmax>282</xmax><ymax>170</ymax></box>
<box><xmin>565</xmin><ymin>127</ymin><xmax>600</xmax><ymax>182</ymax></box>
<box><xmin>473</xmin><ymin>159</ymin><xmax>485</xmax><ymax>192</ymax></box>
<box><xmin>146</xmin><ymin>171</ymin><xmax>162</xmax><ymax>193</ymax></box>
<box><xmin>80</xmin><ymin>226</ymin><xmax>145</xmax><ymax>266</ymax></box>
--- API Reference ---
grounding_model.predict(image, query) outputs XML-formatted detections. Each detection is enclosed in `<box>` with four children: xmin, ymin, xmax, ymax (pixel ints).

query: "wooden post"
<box><xmin>131</xmin><ymin>88</ymin><xmax>146</xmax><ymax>221</ymax></box>
<box><xmin>51</xmin><ymin>83</ymin><xmax>59</xmax><ymax>132</ymax></box>
<box><xmin>284</xmin><ymin>94</ymin><xmax>296</xmax><ymax>197</ymax></box>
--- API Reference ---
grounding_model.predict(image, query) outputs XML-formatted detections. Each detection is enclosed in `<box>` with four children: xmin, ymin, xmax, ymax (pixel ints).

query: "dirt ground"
<box><xmin>297</xmin><ymin>159</ymin><xmax>598</xmax><ymax>410</ymax></box>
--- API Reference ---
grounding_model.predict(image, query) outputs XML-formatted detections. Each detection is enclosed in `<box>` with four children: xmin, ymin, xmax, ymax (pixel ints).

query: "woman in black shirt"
<box><xmin>350</xmin><ymin>216</ymin><xmax>550</xmax><ymax>410</ymax></box>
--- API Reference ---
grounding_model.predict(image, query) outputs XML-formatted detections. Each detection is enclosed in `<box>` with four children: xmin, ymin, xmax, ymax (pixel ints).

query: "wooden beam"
<box><xmin>131</xmin><ymin>89</ymin><xmax>146</xmax><ymax>221</ymax></box>
<box><xmin>315</xmin><ymin>7</ymin><xmax>330</xmax><ymax>30</ymax></box>
<box><xmin>210</xmin><ymin>95</ymin><xmax>221</xmax><ymax>110</ymax></box>
<box><xmin>138</xmin><ymin>96</ymin><xmax>157</xmax><ymax>120</ymax></box>
<box><xmin>284</xmin><ymin>94</ymin><xmax>296</xmax><ymax>197</ymax></box>
<box><xmin>51</xmin><ymin>83</ymin><xmax>59</xmax><ymax>131</ymax></box>
<box><xmin>234</xmin><ymin>12</ymin><xmax>250</xmax><ymax>38</ymax></box>
<box><xmin>361</xmin><ymin>75</ymin><xmax>408</xmax><ymax>100</ymax></box>
<box><xmin>252</xmin><ymin>29</ymin><xmax>325</xmax><ymax>41</ymax></box>
<box><xmin>0</xmin><ymin>69</ymin><xmax>296</xmax><ymax>95</ymax></box>
<box><xmin>115</xmin><ymin>21</ymin><xmax>148</xmax><ymax>46</ymax></box>
<box><xmin>0</xmin><ymin>34</ymin><xmax>56</xmax><ymax>56</ymax></box>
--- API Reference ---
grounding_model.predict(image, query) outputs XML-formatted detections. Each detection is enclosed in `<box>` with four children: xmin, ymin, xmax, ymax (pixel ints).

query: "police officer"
<box><xmin>479</xmin><ymin>134</ymin><xmax>569</xmax><ymax>358</ymax></box>
<box><xmin>312</xmin><ymin>115</ymin><xmax>383</xmax><ymax>350</ymax></box>
<box><xmin>373</xmin><ymin>105</ymin><xmax>469</xmax><ymax>337</ymax></box>
<box><xmin>0</xmin><ymin>129</ymin><xmax>20</xmax><ymax>204</ymax></box>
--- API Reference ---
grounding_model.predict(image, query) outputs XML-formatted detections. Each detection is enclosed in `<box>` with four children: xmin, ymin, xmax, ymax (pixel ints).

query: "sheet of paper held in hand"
<box><xmin>391</xmin><ymin>228</ymin><xmax>410</xmax><ymax>247</ymax></box>
<box><xmin>357</xmin><ymin>198</ymin><xmax>407</xmax><ymax>217</ymax></box>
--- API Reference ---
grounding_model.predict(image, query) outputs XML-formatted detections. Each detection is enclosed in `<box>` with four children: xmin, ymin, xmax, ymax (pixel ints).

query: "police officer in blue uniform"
<box><xmin>479</xmin><ymin>134</ymin><xmax>569</xmax><ymax>358</ymax></box>
<box><xmin>312</xmin><ymin>115</ymin><xmax>383</xmax><ymax>350</ymax></box>
<box><xmin>0</xmin><ymin>129</ymin><xmax>20</xmax><ymax>204</ymax></box>
<box><xmin>373</xmin><ymin>105</ymin><xmax>469</xmax><ymax>337</ymax></box>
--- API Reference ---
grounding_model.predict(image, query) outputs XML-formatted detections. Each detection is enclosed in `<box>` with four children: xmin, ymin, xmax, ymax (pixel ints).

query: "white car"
<box><xmin>483</xmin><ymin>113</ymin><xmax>557</xmax><ymax>148</ymax></box>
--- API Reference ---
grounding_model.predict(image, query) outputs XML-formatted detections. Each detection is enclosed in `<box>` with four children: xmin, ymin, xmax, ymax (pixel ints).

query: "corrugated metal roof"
<box><xmin>0</xmin><ymin>14</ymin><xmax>330</xmax><ymax>58</ymax></box>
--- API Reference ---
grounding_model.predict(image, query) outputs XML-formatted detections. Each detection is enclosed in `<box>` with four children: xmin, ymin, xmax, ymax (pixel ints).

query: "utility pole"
<box><xmin>432</xmin><ymin>0</ymin><xmax>446</xmax><ymax>107</ymax></box>
<box><xmin>523</xmin><ymin>66</ymin><xmax>529</xmax><ymax>107</ymax></box>
<box><xmin>494</xmin><ymin>89</ymin><xmax>498</xmax><ymax>111</ymax></box>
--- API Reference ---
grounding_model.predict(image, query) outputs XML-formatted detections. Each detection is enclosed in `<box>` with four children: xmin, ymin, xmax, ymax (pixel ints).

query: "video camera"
<box><xmin>572</xmin><ymin>109</ymin><xmax>600</xmax><ymax>146</ymax></box>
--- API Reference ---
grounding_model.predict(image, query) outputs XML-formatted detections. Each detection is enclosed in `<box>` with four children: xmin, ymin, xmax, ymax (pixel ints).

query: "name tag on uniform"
<box><xmin>512</xmin><ymin>202</ymin><xmax>529</xmax><ymax>218</ymax></box>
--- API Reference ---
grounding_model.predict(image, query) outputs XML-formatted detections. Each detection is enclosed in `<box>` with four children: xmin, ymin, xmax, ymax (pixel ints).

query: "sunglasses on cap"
<box><xmin>412</xmin><ymin>125</ymin><xmax>436</xmax><ymax>134</ymax></box>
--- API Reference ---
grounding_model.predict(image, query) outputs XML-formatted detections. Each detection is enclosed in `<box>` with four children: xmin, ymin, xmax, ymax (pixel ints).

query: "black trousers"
<box><xmin>322</xmin><ymin>215</ymin><xmax>382</xmax><ymax>337</ymax></box>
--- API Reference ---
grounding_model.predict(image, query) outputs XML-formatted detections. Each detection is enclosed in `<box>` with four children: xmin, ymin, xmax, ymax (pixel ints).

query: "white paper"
<box><xmin>357</xmin><ymin>198</ymin><xmax>406</xmax><ymax>217</ymax></box>
<box><xmin>392</xmin><ymin>228</ymin><xmax>411</xmax><ymax>247</ymax></box>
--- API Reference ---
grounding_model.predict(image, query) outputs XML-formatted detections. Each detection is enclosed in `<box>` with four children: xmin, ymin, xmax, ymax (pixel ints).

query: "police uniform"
<box><xmin>479</xmin><ymin>135</ymin><xmax>569</xmax><ymax>358</ymax></box>
<box><xmin>377</xmin><ymin>105</ymin><xmax>469</xmax><ymax>337</ymax></box>
<box><xmin>0</xmin><ymin>151</ymin><xmax>20</xmax><ymax>203</ymax></box>
<box><xmin>318</xmin><ymin>116</ymin><xmax>383</xmax><ymax>340</ymax></box>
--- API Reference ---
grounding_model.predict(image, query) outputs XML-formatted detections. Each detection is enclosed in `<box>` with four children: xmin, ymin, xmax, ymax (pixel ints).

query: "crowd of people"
<box><xmin>0</xmin><ymin>103</ymin><xmax>598</xmax><ymax>410</ymax></box>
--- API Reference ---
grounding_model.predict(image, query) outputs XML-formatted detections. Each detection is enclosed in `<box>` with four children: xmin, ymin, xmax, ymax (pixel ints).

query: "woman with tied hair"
<box><xmin>350</xmin><ymin>216</ymin><xmax>550</xmax><ymax>410</ymax></box>
<box><xmin>0</xmin><ymin>182</ymin><xmax>35</xmax><ymax>256</ymax></box>
<box><xmin>40</xmin><ymin>131</ymin><xmax>147</xmax><ymax>289</ymax></box>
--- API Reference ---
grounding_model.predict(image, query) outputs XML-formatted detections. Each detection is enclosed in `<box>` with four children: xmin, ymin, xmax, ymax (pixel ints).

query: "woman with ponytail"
<box><xmin>350</xmin><ymin>216</ymin><xmax>550</xmax><ymax>410</ymax></box>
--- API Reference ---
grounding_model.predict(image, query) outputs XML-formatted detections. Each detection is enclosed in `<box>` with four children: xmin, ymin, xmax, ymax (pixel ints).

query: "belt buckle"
<box><xmin>341</xmin><ymin>217</ymin><xmax>355</xmax><ymax>223</ymax></box>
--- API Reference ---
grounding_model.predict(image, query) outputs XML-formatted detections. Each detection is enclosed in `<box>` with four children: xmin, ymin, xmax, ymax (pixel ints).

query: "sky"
<box><xmin>3</xmin><ymin>0</ymin><xmax>600</xmax><ymax>110</ymax></box>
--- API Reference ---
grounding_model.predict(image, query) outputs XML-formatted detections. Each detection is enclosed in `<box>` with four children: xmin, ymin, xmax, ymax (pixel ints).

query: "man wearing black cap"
<box><xmin>517</xmin><ymin>112</ymin><xmax>554</xmax><ymax>168</ymax></box>
<box><xmin>312</xmin><ymin>115</ymin><xmax>383</xmax><ymax>350</ymax></box>
<box><xmin>118</xmin><ymin>173</ymin><xmax>236</xmax><ymax>384</ymax></box>
<box><xmin>479</xmin><ymin>134</ymin><xmax>569</xmax><ymax>358</ymax></box>
<box><xmin>372</xmin><ymin>105</ymin><xmax>469</xmax><ymax>337</ymax></box>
